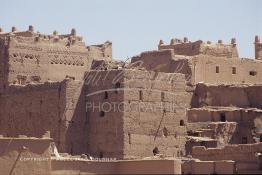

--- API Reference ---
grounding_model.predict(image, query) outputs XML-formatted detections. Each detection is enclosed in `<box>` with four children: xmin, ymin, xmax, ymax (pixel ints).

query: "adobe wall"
<box><xmin>84</xmin><ymin>70</ymin><xmax>125</xmax><ymax>159</ymax></box>
<box><xmin>0</xmin><ymin>27</ymin><xmax>112</xmax><ymax>88</ymax></box>
<box><xmin>193</xmin><ymin>83</ymin><xmax>262</xmax><ymax>108</ymax></box>
<box><xmin>0</xmin><ymin>79</ymin><xmax>87</xmax><ymax>154</ymax></box>
<box><xmin>51</xmin><ymin>158</ymin><xmax>182</xmax><ymax>174</ymax></box>
<box><xmin>131</xmin><ymin>50</ymin><xmax>193</xmax><ymax>83</ymax></box>
<box><xmin>131</xmin><ymin>44</ymin><xmax>262</xmax><ymax>85</ymax></box>
<box><xmin>7</xmin><ymin>35</ymin><xmax>91</xmax><ymax>84</ymax></box>
<box><xmin>0</xmin><ymin>136</ymin><xmax>52</xmax><ymax>175</ymax></box>
<box><xmin>182</xmin><ymin>160</ymin><xmax>235</xmax><ymax>174</ymax></box>
<box><xmin>84</xmin><ymin>69</ymin><xmax>192</xmax><ymax>159</ymax></box>
<box><xmin>131</xmin><ymin>49</ymin><xmax>175</xmax><ymax>72</ymax></box>
<box><xmin>158</xmin><ymin>38</ymin><xmax>238</xmax><ymax>58</ymax></box>
<box><xmin>158</xmin><ymin>40</ymin><xmax>202</xmax><ymax>56</ymax></box>
<box><xmin>192</xmin><ymin>55</ymin><xmax>262</xmax><ymax>84</ymax></box>
<box><xmin>0</xmin><ymin>82</ymin><xmax>63</xmax><ymax>140</ymax></box>
<box><xmin>255</xmin><ymin>36</ymin><xmax>262</xmax><ymax>60</ymax></box>
<box><xmin>122</xmin><ymin>70</ymin><xmax>191</xmax><ymax>158</ymax></box>
<box><xmin>188</xmin><ymin>108</ymin><xmax>262</xmax><ymax>123</ymax></box>
<box><xmin>0</xmin><ymin>37</ymin><xmax>8</xmax><ymax>93</ymax></box>
<box><xmin>192</xmin><ymin>143</ymin><xmax>262</xmax><ymax>163</ymax></box>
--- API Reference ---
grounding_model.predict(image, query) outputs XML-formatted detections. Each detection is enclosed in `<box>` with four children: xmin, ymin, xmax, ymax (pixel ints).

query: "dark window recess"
<box><xmin>100</xmin><ymin>111</ymin><xmax>105</xmax><ymax>117</ymax></box>
<box><xmin>250</xmin><ymin>71</ymin><xmax>257</xmax><ymax>76</ymax></box>
<box><xmin>260</xmin><ymin>134</ymin><xmax>262</xmax><ymax>142</ymax></box>
<box><xmin>161</xmin><ymin>92</ymin><xmax>165</xmax><ymax>101</ymax></box>
<box><xmin>242</xmin><ymin>137</ymin><xmax>248</xmax><ymax>144</ymax></box>
<box><xmin>114</xmin><ymin>82</ymin><xmax>121</xmax><ymax>94</ymax></box>
<box><xmin>139</xmin><ymin>90</ymin><xmax>143</xmax><ymax>100</ymax></box>
<box><xmin>17</xmin><ymin>75</ymin><xmax>27</xmax><ymax>85</ymax></box>
<box><xmin>153</xmin><ymin>147</ymin><xmax>159</xmax><ymax>156</ymax></box>
<box><xmin>232</xmin><ymin>67</ymin><xmax>236</xmax><ymax>74</ymax></box>
<box><xmin>128</xmin><ymin>133</ymin><xmax>131</xmax><ymax>144</ymax></box>
<box><xmin>104</xmin><ymin>91</ymin><xmax>108</xmax><ymax>99</ymax></box>
<box><xmin>180</xmin><ymin>120</ymin><xmax>185</xmax><ymax>126</ymax></box>
<box><xmin>99</xmin><ymin>152</ymin><xmax>103</xmax><ymax>158</ymax></box>
<box><xmin>216</xmin><ymin>66</ymin><xmax>219</xmax><ymax>73</ymax></box>
<box><xmin>31</xmin><ymin>76</ymin><xmax>41</xmax><ymax>82</ymax></box>
<box><xmin>163</xmin><ymin>127</ymin><xmax>168</xmax><ymax>137</ymax></box>
<box><xmin>220</xmin><ymin>113</ymin><xmax>226</xmax><ymax>122</ymax></box>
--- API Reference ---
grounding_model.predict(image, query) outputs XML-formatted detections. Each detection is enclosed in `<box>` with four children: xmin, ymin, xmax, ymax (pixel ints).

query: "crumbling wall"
<box><xmin>159</xmin><ymin>38</ymin><xmax>238</xmax><ymax>58</ymax></box>
<box><xmin>193</xmin><ymin>83</ymin><xmax>262</xmax><ymax>108</ymax></box>
<box><xmin>84</xmin><ymin>69</ymin><xmax>191</xmax><ymax>159</ymax></box>
<box><xmin>0</xmin><ymin>37</ymin><xmax>8</xmax><ymax>93</ymax></box>
<box><xmin>87</xmin><ymin>41</ymin><xmax>112</xmax><ymax>61</ymax></box>
<box><xmin>132</xmin><ymin>46</ymin><xmax>262</xmax><ymax>85</ymax></box>
<box><xmin>122</xmin><ymin>70</ymin><xmax>191</xmax><ymax>158</ymax></box>
<box><xmin>7</xmin><ymin>36</ymin><xmax>91</xmax><ymax>84</ymax></box>
<box><xmin>0</xmin><ymin>82</ymin><xmax>63</xmax><ymax>141</ymax></box>
<box><xmin>131</xmin><ymin>50</ymin><xmax>174</xmax><ymax>72</ymax></box>
<box><xmin>192</xmin><ymin>143</ymin><xmax>262</xmax><ymax>163</ymax></box>
<box><xmin>0</xmin><ymin>136</ymin><xmax>52</xmax><ymax>175</ymax></box>
<box><xmin>0</xmin><ymin>27</ymin><xmax>112</xmax><ymax>87</ymax></box>
<box><xmin>84</xmin><ymin>70</ymin><xmax>125</xmax><ymax>159</ymax></box>
<box><xmin>159</xmin><ymin>40</ymin><xmax>202</xmax><ymax>56</ymax></box>
<box><xmin>182</xmin><ymin>160</ymin><xmax>235</xmax><ymax>174</ymax></box>
<box><xmin>255</xmin><ymin>36</ymin><xmax>262</xmax><ymax>60</ymax></box>
<box><xmin>51</xmin><ymin>159</ymin><xmax>181</xmax><ymax>174</ymax></box>
<box><xmin>0</xmin><ymin>79</ymin><xmax>87</xmax><ymax>154</ymax></box>
<box><xmin>192</xmin><ymin>56</ymin><xmax>262</xmax><ymax>85</ymax></box>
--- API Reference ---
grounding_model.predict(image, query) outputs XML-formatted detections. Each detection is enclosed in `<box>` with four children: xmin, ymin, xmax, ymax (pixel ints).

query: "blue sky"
<box><xmin>0</xmin><ymin>0</ymin><xmax>261</xmax><ymax>59</ymax></box>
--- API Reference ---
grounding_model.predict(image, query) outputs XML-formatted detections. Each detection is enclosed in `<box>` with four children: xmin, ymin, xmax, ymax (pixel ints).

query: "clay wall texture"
<box><xmin>0</xmin><ymin>79</ymin><xmax>87</xmax><ymax>154</ymax></box>
<box><xmin>192</xmin><ymin>143</ymin><xmax>262</xmax><ymax>162</ymax></box>
<box><xmin>182</xmin><ymin>160</ymin><xmax>235</xmax><ymax>174</ymax></box>
<box><xmin>84</xmin><ymin>69</ymin><xmax>192</xmax><ymax>159</ymax></box>
<box><xmin>0</xmin><ymin>29</ymin><xmax>112</xmax><ymax>89</ymax></box>
<box><xmin>255</xmin><ymin>36</ymin><xmax>262</xmax><ymax>60</ymax></box>
<box><xmin>158</xmin><ymin>39</ymin><xmax>238</xmax><ymax>58</ymax></box>
<box><xmin>122</xmin><ymin>70</ymin><xmax>190</xmax><ymax>159</ymax></box>
<box><xmin>0</xmin><ymin>136</ymin><xmax>52</xmax><ymax>175</ymax></box>
<box><xmin>84</xmin><ymin>70</ymin><xmax>125</xmax><ymax>159</ymax></box>
<box><xmin>193</xmin><ymin>83</ymin><xmax>262</xmax><ymax>108</ymax></box>
<box><xmin>131</xmin><ymin>37</ymin><xmax>262</xmax><ymax>85</ymax></box>
<box><xmin>51</xmin><ymin>159</ymin><xmax>182</xmax><ymax>174</ymax></box>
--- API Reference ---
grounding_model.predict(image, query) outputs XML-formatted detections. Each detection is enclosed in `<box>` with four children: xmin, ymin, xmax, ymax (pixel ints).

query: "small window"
<box><xmin>17</xmin><ymin>75</ymin><xmax>27</xmax><ymax>85</ymax></box>
<box><xmin>128</xmin><ymin>133</ymin><xmax>131</xmax><ymax>144</ymax></box>
<box><xmin>216</xmin><ymin>66</ymin><xmax>219</xmax><ymax>73</ymax></box>
<box><xmin>100</xmin><ymin>111</ymin><xmax>105</xmax><ymax>117</ymax></box>
<box><xmin>104</xmin><ymin>91</ymin><xmax>108</xmax><ymax>99</ymax></box>
<box><xmin>161</xmin><ymin>92</ymin><xmax>165</xmax><ymax>101</ymax></box>
<box><xmin>31</xmin><ymin>76</ymin><xmax>41</xmax><ymax>82</ymax></box>
<box><xmin>242</xmin><ymin>137</ymin><xmax>247</xmax><ymax>144</ymax></box>
<box><xmin>180</xmin><ymin>120</ymin><xmax>185</xmax><ymax>126</ymax></box>
<box><xmin>250</xmin><ymin>71</ymin><xmax>257</xmax><ymax>76</ymax></box>
<box><xmin>163</xmin><ymin>127</ymin><xmax>168</xmax><ymax>137</ymax></box>
<box><xmin>114</xmin><ymin>82</ymin><xmax>121</xmax><ymax>94</ymax></box>
<box><xmin>153</xmin><ymin>147</ymin><xmax>159</xmax><ymax>156</ymax></box>
<box><xmin>220</xmin><ymin>113</ymin><xmax>226</xmax><ymax>122</ymax></box>
<box><xmin>99</xmin><ymin>152</ymin><xmax>103</xmax><ymax>158</ymax></box>
<box><xmin>232</xmin><ymin>67</ymin><xmax>236</xmax><ymax>74</ymax></box>
<box><xmin>139</xmin><ymin>90</ymin><xmax>143</xmax><ymax>100</ymax></box>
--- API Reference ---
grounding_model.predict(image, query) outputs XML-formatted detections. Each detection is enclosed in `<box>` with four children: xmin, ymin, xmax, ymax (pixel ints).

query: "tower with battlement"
<box><xmin>0</xmin><ymin>26</ymin><xmax>112</xmax><ymax>93</ymax></box>
<box><xmin>158</xmin><ymin>37</ymin><xmax>239</xmax><ymax>58</ymax></box>
<box><xmin>255</xmin><ymin>35</ymin><xmax>262</xmax><ymax>60</ymax></box>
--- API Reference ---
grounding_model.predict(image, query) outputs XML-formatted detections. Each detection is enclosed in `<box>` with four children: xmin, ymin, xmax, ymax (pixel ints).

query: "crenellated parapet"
<box><xmin>158</xmin><ymin>37</ymin><xmax>239</xmax><ymax>58</ymax></box>
<box><xmin>0</xmin><ymin>25</ymin><xmax>113</xmax><ymax>87</ymax></box>
<box><xmin>255</xmin><ymin>35</ymin><xmax>262</xmax><ymax>60</ymax></box>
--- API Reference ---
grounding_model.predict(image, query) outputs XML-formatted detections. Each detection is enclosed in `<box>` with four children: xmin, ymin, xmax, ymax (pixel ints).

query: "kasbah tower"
<box><xmin>1</xmin><ymin>25</ymin><xmax>262</xmax><ymax>174</ymax></box>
